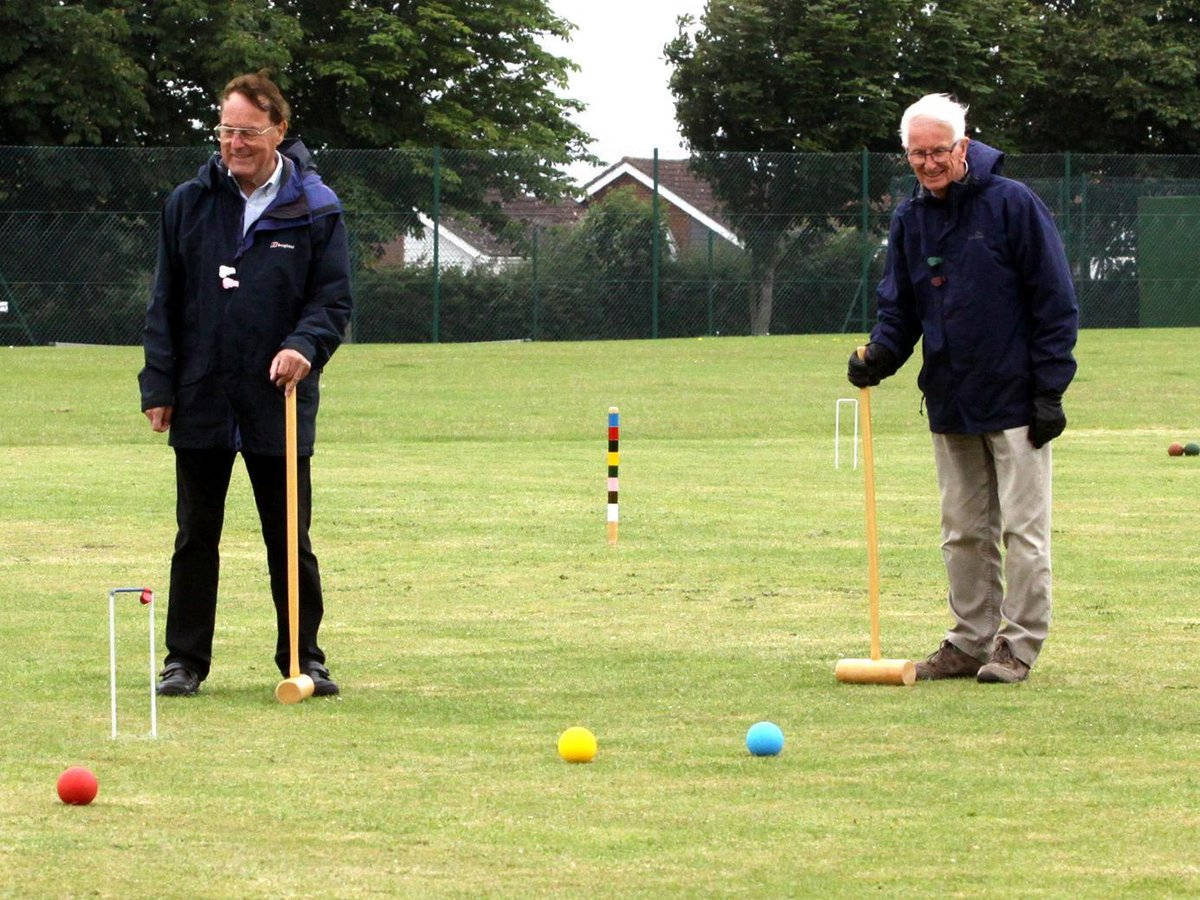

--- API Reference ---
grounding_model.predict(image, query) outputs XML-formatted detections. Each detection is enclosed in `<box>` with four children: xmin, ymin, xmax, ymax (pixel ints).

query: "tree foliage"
<box><xmin>534</xmin><ymin>186</ymin><xmax>670</xmax><ymax>339</ymax></box>
<box><xmin>665</xmin><ymin>0</ymin><xmax>1200</xmax><ymax>332</ymax></box>
<box><xmin>0</xmin><ymin>2</ymin><xmax>148</xmax><ymax>146</ymax></box>
<box><xmin>0</xmin><ymin>0</ymin><xmax>593</xmax><ymax>342</ymax></box>
<box><xmin>1019</xmin><ymin>1</ymin><xmax>1200</xmax><ymax>153</ymax></box>
<box><xmin>0</xmin><ymin>0</ymin><xmax>597</xmax><ymax>359</ymax></box>
<box><xmin>0</xmin><ymin>0</ymin><xmax>590</xmax><ymax>200</ymax></box>
<box><xmin>668</xmin><ymin>0</ymin><xmax>1200</xmax><ymax>157</ymax></box>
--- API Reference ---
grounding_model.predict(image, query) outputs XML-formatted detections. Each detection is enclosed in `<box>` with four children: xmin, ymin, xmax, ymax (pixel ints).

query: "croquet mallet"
<box><xmin>834</xmin><ymin>347</ymin><xmax>916</xmax><ymax>686</ymax></box>
<box><xmin>275</xmin><ymin>388</ymin><xmax>315</xmax><ymax>704</ymax></box>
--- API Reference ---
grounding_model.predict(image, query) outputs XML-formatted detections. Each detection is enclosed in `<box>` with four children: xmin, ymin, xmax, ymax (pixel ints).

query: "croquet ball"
<box><xmin>56</xmin><ymin>766</ymin><xmax>98</xmax><ymax>805</ymax></box>
<box><xmin>1185</xmin><ymin>443</ymin><xmax>1200</xmax><ymax>456</ymax></box>
<box><xmin>1168</xmin><ymin>442</ymin><xmax>1184</xmax><ymax>457</ymax></box>
<box><xmin>746</xmin><ymin>721</ymin><xmax>784</xmax><ymax>757</ymax></box>
<box><xmin>557</xmin><ymin>726</ymin><xmax>597</xmax><ymax>763</ymax></box>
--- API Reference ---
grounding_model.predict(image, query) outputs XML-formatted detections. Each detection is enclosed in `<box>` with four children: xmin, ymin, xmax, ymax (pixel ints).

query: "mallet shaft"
<box><xmin>285</xmin><ymin>389</ymin><xmax>300</xmax><ymax>679</ymax></box>
<box><xmin>859</xmin><ymin>382</ymin><xmax>882</xmax><ymax>661</ymax></box>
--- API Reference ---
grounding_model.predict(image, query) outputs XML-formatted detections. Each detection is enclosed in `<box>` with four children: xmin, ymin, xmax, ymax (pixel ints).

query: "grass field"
<box><xmin>1</xmin><ymin>331</ymin><xmax>1197</xmax><ymax>897</ymax></box>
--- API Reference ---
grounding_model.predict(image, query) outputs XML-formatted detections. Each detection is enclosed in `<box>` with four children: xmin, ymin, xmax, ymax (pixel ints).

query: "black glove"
<box><xmin>846</xmin><ymin>342</ymin><xmax>899</xmax><ymax>388</ymax></box>
<box><xmin>1029</xmin><ymin>393</ymin><xmax>1066</xmax><ymax>448</ymax></box>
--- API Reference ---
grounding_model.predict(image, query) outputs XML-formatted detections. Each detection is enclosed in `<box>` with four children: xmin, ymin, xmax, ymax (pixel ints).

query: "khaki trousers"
<box><xmin>931</xmin><ymin>427</ymin><xmax>1053</xmax><ymax>668</ymax></box>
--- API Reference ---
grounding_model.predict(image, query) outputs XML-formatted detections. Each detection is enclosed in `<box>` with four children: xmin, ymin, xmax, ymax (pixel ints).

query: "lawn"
<box><xmin>0</xmin><ymin>331</ymin><xmax>1196</xmax><ymax>896</ymax></box>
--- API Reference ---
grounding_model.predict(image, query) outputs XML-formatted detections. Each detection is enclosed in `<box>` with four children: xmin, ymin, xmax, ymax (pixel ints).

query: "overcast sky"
<box><xmin>542</xmin><ymin>0</ymin><xmax>708</xmax><ymax>185</ymax></box>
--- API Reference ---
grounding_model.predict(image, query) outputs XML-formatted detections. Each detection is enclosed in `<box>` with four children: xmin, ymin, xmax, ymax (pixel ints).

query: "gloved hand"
<box><xmin>1029</xmin><ymin>393</ymin><xmax>1066</xmax><ymax>448</ymax></box>
<box><xmin>846</xmin><ymin>342</ymin><xmax>899</xmax><ymax>388</ymax></box>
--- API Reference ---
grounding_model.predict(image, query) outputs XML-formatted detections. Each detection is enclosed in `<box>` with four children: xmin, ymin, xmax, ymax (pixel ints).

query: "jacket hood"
<box><xmin>280</xmin><ymin>137</ymin><xmax>315</xmax><ymax>173</ymax></box>
<box><xmin>965</xmin><ymin>140</ymin><xmax>1004</xmax><ymax>184</ymax></box>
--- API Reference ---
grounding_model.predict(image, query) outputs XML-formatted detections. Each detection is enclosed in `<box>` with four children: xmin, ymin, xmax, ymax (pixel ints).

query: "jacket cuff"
<box><xmin>280</xmin><ymin>338</ymin><xmax>316</xmax><ymax>367</ymax></box>
<box><xmin>141</xmin><ymin>395</ymin><xmax>173</xmax><ymax>412</ymax></box>
<box><xmin>138</xmin><ymin>370</ymin><xmax>175</xmax><ymax>410</ymax></box>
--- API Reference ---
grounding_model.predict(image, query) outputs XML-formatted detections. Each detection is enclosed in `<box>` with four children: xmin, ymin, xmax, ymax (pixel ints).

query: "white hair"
<box><xmin>900</xmin><ymin>94</ymin><xmax>968</xmax><ymax>147</ymax></box>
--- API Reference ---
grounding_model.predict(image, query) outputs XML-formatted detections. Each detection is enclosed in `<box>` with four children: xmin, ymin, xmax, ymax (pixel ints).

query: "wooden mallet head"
<box><xmin>835</xmin><ymin>657</ymin><xmax>916</xmax><ymax>686</ymax></box>
<box><xmin>275</xmin><ymin>673</ymin><xmax>315</xmax><ymax>704</ymax></box>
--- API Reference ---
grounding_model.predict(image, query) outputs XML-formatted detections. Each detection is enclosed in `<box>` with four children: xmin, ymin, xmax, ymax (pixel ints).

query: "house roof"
<box><xmin>498</xmin><ymin>194</ymin><xmax>586</xmax><ymax>228</ymax></box>
<box><xmin>582</xmin><ymin>157</ymin><xmax>740</xmax><ymax>246</ymax></box>
<box><xmin>393</xmin><ymin>159</ymin><xmax>748</xmax><ymax>265</ymax></box>
<box><xmin>434</xmin><ymin>195</ymin><xmax>585</xmax><ymax>259</ymax></box>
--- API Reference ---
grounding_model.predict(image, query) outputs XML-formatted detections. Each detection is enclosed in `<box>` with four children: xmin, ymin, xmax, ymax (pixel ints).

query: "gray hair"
<box><xmin>899</xmin><ymin>94</ymin><xmax>968</xmax><ymax>147</ymax></box>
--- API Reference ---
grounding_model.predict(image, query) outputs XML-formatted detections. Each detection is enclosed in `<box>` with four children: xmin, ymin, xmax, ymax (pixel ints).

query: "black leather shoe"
<box><xmin>156</xmin><ymin>663</ymin><xmax>200</xmax><ymax>696</ymax></box>
<box><xmin>301</xmin><ymin>662</ymin><xmax>339</xmax><ymax>696</ymax></box>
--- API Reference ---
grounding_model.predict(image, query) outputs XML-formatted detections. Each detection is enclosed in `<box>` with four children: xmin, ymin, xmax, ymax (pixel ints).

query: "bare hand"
<box><xmin>144</xmin><ymin>406</ymin><xmax>173</xmax><ymax>433</ymax></box>
<box><xmin>269</xmin><ymin>349</ymin><xmax>311</xmax><ymax>396</ymax></box>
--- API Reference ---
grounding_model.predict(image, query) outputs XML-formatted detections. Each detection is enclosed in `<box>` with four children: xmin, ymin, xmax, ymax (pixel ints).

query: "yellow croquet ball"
<box><xmin>557</xmin><ymin>726</ymin><xmax>597</xmax><ymax>763</ymax></box>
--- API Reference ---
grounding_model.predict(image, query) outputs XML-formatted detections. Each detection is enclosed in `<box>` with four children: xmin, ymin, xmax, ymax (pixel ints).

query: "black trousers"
<box><xmin>166</xmin><ymin>448</ymin><xmax>326</xmax><ymax>680</ymax></box>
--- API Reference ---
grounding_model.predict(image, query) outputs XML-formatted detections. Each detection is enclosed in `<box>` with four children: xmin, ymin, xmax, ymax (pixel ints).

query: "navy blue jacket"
<box><xmin>139</xmin><ymin>139</ymin><xmax>352</xmax><ymax>454</ymax></box>
<box><xmin>871</xmin><ymin>140</ymin><xmax>1078</xmax><ymax>433</ymax></box>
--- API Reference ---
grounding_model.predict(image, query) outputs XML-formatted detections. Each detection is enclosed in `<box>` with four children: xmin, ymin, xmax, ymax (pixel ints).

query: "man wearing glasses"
<box><xmin>140</xmin><ymin>72</ymin><xmax>352</xmax><ymax>698</ymax></box>
<box><xmin>847</xmin><ymin>93</ymin><xmax>1077</xmax><ymax>684</ymax></box>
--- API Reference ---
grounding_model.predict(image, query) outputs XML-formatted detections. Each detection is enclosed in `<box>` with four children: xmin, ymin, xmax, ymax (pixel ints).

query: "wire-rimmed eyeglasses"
<box><xmin>213</xmin><ymin>124</ymin><xmax>279</xmax><ymax>142</ymax></box>
<box><xmin>905</xmin><ymin>143</ymin><xmax>959</xmax><ymax>164</ymax></box>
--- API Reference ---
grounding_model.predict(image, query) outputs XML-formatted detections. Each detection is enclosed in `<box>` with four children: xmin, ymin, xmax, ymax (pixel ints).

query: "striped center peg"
<box><xmin>607</xmin><ymin>406</ymin><xmax>619</xmax><ymax>545</ymax></box>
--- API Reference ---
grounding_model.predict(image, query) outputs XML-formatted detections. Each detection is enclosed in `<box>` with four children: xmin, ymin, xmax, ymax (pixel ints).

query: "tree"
<box><xmin>665</xmin><ymin>0</ymin><xmax>1200</xmax><ymax>333</ymax></box>
<box><xmin>1017</xmin><ymin>1</ymin><xmax>1200</xmax><ymax>153</ymax></box>
<box><xmin>666</xmin><ymin>0</ymin><xmax>895</xmax><ymax>333</ymax></box>
<box><xmin>0</xmin><ymin>1</ymin><xmax>590</xmax><ymax>200</ymax></box>
<box><xmin>537</xmin><ymin>186</ymin><xmax>671</xmax><ymax>339</ymax></box>
<box><xmin>0</xmin><ymin>2</ymin><xmax>149</xmax><ymax>145</ymax></box>
<box><xmin>121</xmin><ymin>0</ymin><xmax>300</xmax><ymax>145</ymax></box>
<box><xmin>665</xmin><ymin>0</ymin><xmax>1046</xmax><ymax>334</ymax></box>
<box><xmin>892</xmin><ymin>0</ymin><xmax>1047</xmax><ymax>149</ymax></box>
<box><xmin>0</xmin><ymin>1</ymin><xmax>593</xmax><ymax>345</ymax></box>
<box><xmin>276</xmin><ymin>0</ymin><xmax>592</xmax><ymax>234</ymax></box>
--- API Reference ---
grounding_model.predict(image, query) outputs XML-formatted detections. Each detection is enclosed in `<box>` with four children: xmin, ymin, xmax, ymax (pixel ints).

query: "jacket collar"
<box><xmin>197</xmin><ymin>136</ymin><xmax>315</xmax><ymax>195</ymax></box>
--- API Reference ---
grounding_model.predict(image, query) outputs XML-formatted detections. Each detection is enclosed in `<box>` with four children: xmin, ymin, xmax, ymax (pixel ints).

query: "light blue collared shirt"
<box><xmin>234</xmin><ymin>152</ymin><xmax>284</xmax><ymax>236</ymax></box>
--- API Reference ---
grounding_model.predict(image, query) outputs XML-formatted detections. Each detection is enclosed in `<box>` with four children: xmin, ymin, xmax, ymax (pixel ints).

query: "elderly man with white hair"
<box><xmin>847</xmin><ymin>93</ymin><xmax>1078</xmax><ymax>683</ymax></box>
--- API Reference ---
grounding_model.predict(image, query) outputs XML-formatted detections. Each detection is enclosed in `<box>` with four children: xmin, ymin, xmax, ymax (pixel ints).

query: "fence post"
<box><xmin>707</xmin><ymin>228</ymin><xmax>715</xmax><ymax>336</ymax></box>
<box><xmin>432</xmin><ymin>146</ymin><xmax>441</xmax><ymax>343</ymax></box>
<box><xmin>346</xmin><ymin>226</ymin><xmax>359</xmax><ymax>343</ymax></box>
<box><xmin>1077</xmin><ymin>163</ymin><xmax>1089</xmax><ymax>287</ymax></box>
<box><xmin>531</xmin><ymin>225</ymin><xmax>541</xmax><ymax>341</ymax></box>
<box><xmin>651</xmin><ymin>147</ymin><xmax>660</xmax><ymax>339</ymax></box>
<box><xmin>1070</xmin><ymin>150</ymin><xmax>1080</xmax><ymax>274</ymax></box>
<box><xmin>859</xmin><ymin>147</ymin><xmax>871</xmax><ymax>333</ymax></box>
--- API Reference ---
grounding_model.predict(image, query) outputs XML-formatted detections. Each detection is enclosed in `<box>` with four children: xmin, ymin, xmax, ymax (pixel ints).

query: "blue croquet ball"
<box><xmin>745</xmin><ymin>721</ymin><xmax>784</xmax><ymax>756</ymax></box>
<box><xmin>1185</xmin><ymin>442</ymin><xmax>1200</xmax><ymax>456</ymax></box>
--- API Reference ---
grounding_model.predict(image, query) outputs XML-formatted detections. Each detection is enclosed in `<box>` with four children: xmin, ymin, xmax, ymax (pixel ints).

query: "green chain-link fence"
<box><xmin>3</xmin><ymin>146</ymin><xmax>1200</xmax><ymax>346</ymax></box>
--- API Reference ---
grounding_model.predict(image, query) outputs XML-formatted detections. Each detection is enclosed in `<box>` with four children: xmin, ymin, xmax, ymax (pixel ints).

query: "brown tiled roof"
<box><xmin>499</xmin><ymin>195</ymin><xmax>585</xmax><ymax>227</ymax></box>
<box><xmin>441</xmin><ymin>195</ymin><xmax>584</xmax><ymax>256</ymax></box>
<box><xmin>587</xmin><ymin>157</ymin><xmax>730</xmax><ymax>229</ymax></box>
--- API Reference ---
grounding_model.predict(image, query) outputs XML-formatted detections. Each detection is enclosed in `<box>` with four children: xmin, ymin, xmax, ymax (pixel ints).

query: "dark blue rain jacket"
<box><xmin>871</xmin><ymin>140</ymin><xmax>1078</xmax><ymax>433</ymax></box>
<box><xmin>139</xmin><ymin>139</ymin><xmax>352</xmax><ymax>454</ymax></box>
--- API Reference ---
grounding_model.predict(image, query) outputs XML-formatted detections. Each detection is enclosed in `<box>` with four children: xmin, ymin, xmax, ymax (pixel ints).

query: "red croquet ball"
<box><xmin>1168</xmin><ymin>442</ymin><xmax>1185</xmax><ymax>457</ymax></box>
<box><xmin>57</xmin><ymin>766</ymin><xmax>98</xmax><ymax>805</ymax></box>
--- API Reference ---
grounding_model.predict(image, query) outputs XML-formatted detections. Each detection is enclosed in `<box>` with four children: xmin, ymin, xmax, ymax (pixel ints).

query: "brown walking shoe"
<box><xmin>914</xmin><ymin>640</ymin><xmax>983</xmax><ymax>680</ymax></box>
<box><xmin>976</xmin><ymin>638</ymin><xmax>1030</xmax><ymax>683</ymax></box>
